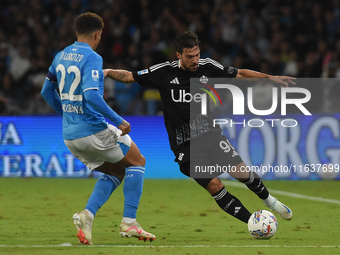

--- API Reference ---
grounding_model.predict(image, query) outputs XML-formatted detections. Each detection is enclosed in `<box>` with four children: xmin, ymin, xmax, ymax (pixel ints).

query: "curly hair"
<box><xmin>75</xmin><ymin>12</ymin><xmax>104</xmax><ymax>35</ymax></box>
<box><xmin>175</xmin><ymin>31</ymin><xmax>200</xmax><ymax>54</ymax></box>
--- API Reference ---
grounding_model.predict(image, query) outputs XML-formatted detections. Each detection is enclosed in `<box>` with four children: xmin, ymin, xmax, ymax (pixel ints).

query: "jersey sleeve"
<box><xmin>204</xmin><ymin>58</ymin><xmax>238</xmax><ymax>78</ymax></box>
<box><xmin>41</xmin><ymin>55</ymin><xmax>62</xmax><ymax>115</ymax></box>
<box><xmin>41</xmin><ymin>77</ymin><xmax>63</xmax><ymax>115</ymax></box>
<box><xmin>47</xmin><ymin>53</ymin><xmax>60</xmax><ymax>78</ymax></box>
<box><xmin>82</xmin><ymin>53</ymin><xmax>103</xmax><ymax>91</ymax></box>
<box><xmin>132</xmin><ymin>66</ymin><xmax>165</xmax><ymax>88</ymax></box>
<box><xmin>47</xmin><ymin>57</ymin><xmax>58</xmax><ymax>84</ymax></box>
<box><xmin>84</xmin><ymin>89</ymin><xmax>123</xmax><ymax>126</ymax></box>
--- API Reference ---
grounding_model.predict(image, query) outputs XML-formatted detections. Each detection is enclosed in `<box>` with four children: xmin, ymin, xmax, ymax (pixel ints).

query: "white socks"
<box><xmin>85</xmin><ymin>209</ymin><xmax>94</xmax><ymax>220</ymax></box>
<box><xmin>263</xmin><ymin>194</ymin><xmax>276</xmax><ymax>208</ymax></box>
<box><xmin>122</xmin><ymin>217</ymin><xmax>136</xmax><ymax>224</ymax></box>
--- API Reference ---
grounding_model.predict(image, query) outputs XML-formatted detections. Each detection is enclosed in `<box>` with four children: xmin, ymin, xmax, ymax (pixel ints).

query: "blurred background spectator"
<box><xmin>1</xmin><ymin>0</ymin><xmax>340</xmax><ymax>116</ymax></box>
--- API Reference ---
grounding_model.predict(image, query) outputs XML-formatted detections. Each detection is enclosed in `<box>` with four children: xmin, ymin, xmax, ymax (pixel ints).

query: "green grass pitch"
<box><xmin>0</xmin><ymin>178</ymin><xmax>339</xmax><ymax>255</ymax></box>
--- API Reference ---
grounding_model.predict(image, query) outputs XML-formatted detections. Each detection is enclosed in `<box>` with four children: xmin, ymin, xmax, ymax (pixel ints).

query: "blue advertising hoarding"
<box><xmin>219</xmin><ymin>114</ymin><xmax>340</xmax><ymax>180</ymax></box>
<box><xmin>0</xmin><ymin>115</ymin><xmax>339</xmax><ymax>179</ymax></box>
<box><xmin>0</xmin><ymin>116</ymin><xmax>182</xmax><ymax>178</ymax></box>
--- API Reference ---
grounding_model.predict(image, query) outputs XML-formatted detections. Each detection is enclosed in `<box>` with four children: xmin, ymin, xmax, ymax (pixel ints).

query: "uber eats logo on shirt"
<box><xmin>171</xmin><ymin>82</ymin><xmax>222</xmax><ymax>113</ymax></box>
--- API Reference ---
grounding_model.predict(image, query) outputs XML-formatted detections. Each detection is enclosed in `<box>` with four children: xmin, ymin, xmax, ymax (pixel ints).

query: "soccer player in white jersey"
<box><xmin>41</xmin><ymin>12</ymin><xmax>155</xmax><ymax>244</ymax></box>
<box><xmin>103</xmin><ymin>31</ymin><xmax>294</xmax><ymax>229</ymax></box>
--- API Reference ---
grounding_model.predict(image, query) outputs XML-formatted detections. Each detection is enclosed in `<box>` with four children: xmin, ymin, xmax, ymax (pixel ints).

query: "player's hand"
<box><xmin>118</xmin><ymin>120</ymin><xmax>131</xmax><ymax>136</ymax></box>
<box><xmin>270</xmin><ymin>76</ymin><xmax>296</xmax><ymax>87</ymax></box>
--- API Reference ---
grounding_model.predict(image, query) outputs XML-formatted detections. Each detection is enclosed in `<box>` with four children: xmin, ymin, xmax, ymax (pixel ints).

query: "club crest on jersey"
<box><xmin>199</xmin><ymin>75</ymin><xmax>209</xmax><ymax>84</ymax></box>
<box><xmin>227</xmin><ymin>67</ymin><xmax>235</xmax><ymax>74</ymax></box>
<box><xmin>138</xmin><ymin>69</ymin><xmax>149</xmax><ymax>75</ymax></box>
<box><xmin>92</xmin><ymin>70</ymin><xmax>99</xmax><ymax>78</ymax></box>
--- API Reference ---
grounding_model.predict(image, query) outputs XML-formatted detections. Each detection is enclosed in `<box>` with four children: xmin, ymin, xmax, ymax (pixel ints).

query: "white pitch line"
<box><xmin>0</xmin><ymin>244</ymin><xmax>338</xmax><ymax>248</ymax></box>
<box><xmin>222</xmin><ymin>180</ymin><xmax>340</xmax><ymax>205</ymax></box>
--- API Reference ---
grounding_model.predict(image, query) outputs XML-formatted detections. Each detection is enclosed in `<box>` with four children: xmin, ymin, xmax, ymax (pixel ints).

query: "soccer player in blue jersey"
<box><xmin>41</xmin><ymin>12</ymin><xmax>155</xmax><ymax>244</ymax></box>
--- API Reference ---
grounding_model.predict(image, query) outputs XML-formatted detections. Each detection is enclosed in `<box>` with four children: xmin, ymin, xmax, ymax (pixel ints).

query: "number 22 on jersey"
<box><xmin>56</xmin><ymin>64</ymin><xmax>82</xmax><ymax>101</ymax></box>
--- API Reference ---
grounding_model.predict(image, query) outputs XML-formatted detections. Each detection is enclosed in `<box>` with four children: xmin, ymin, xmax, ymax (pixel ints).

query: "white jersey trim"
<box><xmin>83</xmin><ymin>87</ymin><xmax>99</xmax><ymax>92</ymax></box>
<box><xmin>72</xmin><ymin>43</ymin><xmax>91</xmax><ymax>49</ymax></box>
<box><xmin>171</xmin><ymin>60</ymin><xmax>179</xmax><ymax>68</ymax></box>
<box><xmin>150</xmin><ymin>61</ymin><xmax>171</xmax><ymax>72</ymax></box>
<box><xmin>199</xmin><ymin>58</ymin><xmax>224</xmax><ymax>70</ymax></box>
<box><xmin>148</xmin><ymin>60</ymin><xmax>180</xmax><ymax>72</ymax></box>
<box><xmin>147</xmin><ymin>58</ymin><xmax>225</xmax><ymax>73</ymax></box>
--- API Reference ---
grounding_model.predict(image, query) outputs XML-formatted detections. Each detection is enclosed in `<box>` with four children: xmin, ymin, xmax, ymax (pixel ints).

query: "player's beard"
<box><xmin>190</xmin><ymin>64</ymin><xmax>198</xmax><ymax>71</ymax></box>
<box><xmin>185</xmin><ymin>63</ymin><xmax>198</xmax><ymax>72</ymax></box>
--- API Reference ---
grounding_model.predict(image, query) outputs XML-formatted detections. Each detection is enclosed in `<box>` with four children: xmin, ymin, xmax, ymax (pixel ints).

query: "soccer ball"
<box><xmin>247</xmin><ymin>210</ymin><xmax>278</xmax><ymax>239</ymax></box>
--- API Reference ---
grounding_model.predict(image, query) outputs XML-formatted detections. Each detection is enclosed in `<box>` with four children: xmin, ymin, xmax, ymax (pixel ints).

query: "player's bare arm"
<box><xmin>104</xmin><ymin>69</ymin><xmax>136</xmax><ymax>83</ymax></box>
<box><xmin>237</xmin><ymin>69</ymin><xmax>296</xmax><ymax>87</ymax></box>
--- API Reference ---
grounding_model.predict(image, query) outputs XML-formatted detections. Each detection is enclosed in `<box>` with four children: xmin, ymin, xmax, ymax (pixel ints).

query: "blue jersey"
<box><xmin>48</xmin><ymin>41</ymin><xmax>108</xmax><ymax>140</ymax></box>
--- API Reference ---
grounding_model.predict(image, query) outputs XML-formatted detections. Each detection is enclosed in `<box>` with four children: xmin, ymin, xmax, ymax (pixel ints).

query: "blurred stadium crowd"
<box><xmin>1</xmin><ymin>0</ymin><xmax>340</xmax><ymax>116</ymax></box>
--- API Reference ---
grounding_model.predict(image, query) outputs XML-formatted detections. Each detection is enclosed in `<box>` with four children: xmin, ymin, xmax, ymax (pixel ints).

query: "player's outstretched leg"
<box><xmin>180</xmin><ymin>162</ymin><xmax>252</xmax><ymax>224</ymax></box>
<box><xmin>266</xmin><ymin>197</ymin><xmax>293</xmax><ymax>220</ymax></box>
<box><xmin>72</xmin><ymin>173</ymin><xmax>123</xmax><ymax>244</ymax></box>
<box><xmin>208</xmin><ymin>179</ymin><xmax>252</xmax><ymax>223</ymax></box>
<box><xmin>235</xmin><ymin>165</ymin><xmax>293</xmax><ymax>220</ymax></box>
<box><xmin>118</xmin><ymin>141</ymin><xmax>156</xmax><ymax>242</ymax></box>
<box><xmin>242</xmin><ymin>171</ymin><xmax>292</xmax><ymax>220</ymax></box>
<box><xmin>72</xmin><ymin>210</ymin><xmax>93</xmax><ymax>245</ymax></box>
<box><xmin>120</xmin><ymin>166</ymin><xmax>156</xmax><ymax>242</ymax></box>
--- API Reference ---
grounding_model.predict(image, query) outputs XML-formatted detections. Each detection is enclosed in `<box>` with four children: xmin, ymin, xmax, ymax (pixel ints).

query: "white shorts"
<box><xmin>64</xmin><ymin>124</ymin><xmax>132</xmax><ymax>170</ymax></box>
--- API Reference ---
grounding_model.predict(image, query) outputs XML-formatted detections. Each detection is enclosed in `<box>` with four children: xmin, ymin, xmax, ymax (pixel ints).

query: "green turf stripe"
<box><xmin>0</xmin><ymin>245</ymin><xmax>338</xmax><ymax>248</ymax></box>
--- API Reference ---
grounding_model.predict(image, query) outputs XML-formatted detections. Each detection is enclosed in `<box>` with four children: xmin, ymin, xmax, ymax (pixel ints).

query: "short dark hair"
<box><xmin>175</xmin><ymin>31</ymin><xmax>200</xmax><ymax>54</ymax></box>
<box><xmin>75</xmin><ymin>12</ymin><xmax>104</xmax><ymax>35</ymax></box>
